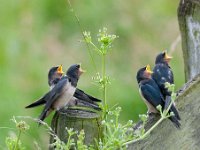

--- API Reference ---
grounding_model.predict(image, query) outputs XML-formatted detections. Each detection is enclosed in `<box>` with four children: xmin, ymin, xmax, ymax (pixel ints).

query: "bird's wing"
<box><xmin>140</xmin><ymin>81</ymin><xmax>181</xmax><ymax>128</ymax></box>
<box><xmin>74</xmin><ymin>88</ymin><xmax>101</xmax><ymax>103</ymax></box>
<box><xmin>140</xmin><ymin>83</ymin><xmax>164</xmax><ymax>109</ymax></box>
<box><xmin>39</xmin><ymin>78</ymin><xmax>68</xmax><ymax>121</ymax></box>
<box><xmin>168</xmin><ymin>69</ymin><xmax>174</xmax><ymax>84</ymax></box>
<box><xmin>25</xmin><ymin>78</ymin><xmax>66</xmax><ymax>109</ymax></box>
<box><xmin>68</xmin><ymin>97</ymin><xmax>101</xmax><ymax>111</ymax></box>
<box><xmin>153</xmin><ymin>65</ymin><xmax>174</xmax><ymax>85</ymax></box>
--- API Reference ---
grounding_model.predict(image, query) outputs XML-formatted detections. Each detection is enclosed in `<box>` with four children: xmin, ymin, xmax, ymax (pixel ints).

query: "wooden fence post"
<box><xmin>178</xmin><ymin>0</ymin><xmax>200</xmax><ymax>81</ymax></box>
<box><xmin>49</xmin><ymin>100</ymin><xmax>102</xmax><ymax>149</ymax></box>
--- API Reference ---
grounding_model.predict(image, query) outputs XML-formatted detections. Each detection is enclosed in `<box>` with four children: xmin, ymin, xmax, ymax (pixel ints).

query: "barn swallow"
<box><xmin>25</xmin><ymin>65</ymin><xmax>64</xmax><ymax>109</ymax></box>
<box><xmin>25</xmin><ymin>65</ymin><xmax>101</xmax><ymax>110</ymax></box>
<box><xmin>136</xmin><ymin>65</ymin><xmax>181</xmax><ymax>128</ymax></box>
<box><xmin>152</xmin><ymin>51</ymin><xmax>180</xmax><ymax>120</ymax></box>
<box><xmin>152</xmin><ymin>51</ymin><xmax>173</xmax><ymax>96</ymax></box>
<box><xmin>48</xmin><ymin>65</ymin><xmax>64</xmax><ymax>89</ymax></box>
<box><xmin>36</xmin><ymin>64</ymin><xmax>83</xmax><ymax>122</ymax></box>
<box><xmin>48</xmin><ymin>65</ymin><xmax>101</xmax><ymax>105</ymax></box>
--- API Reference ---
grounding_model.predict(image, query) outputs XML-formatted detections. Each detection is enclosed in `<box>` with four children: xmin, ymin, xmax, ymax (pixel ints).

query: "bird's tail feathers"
<box><xmin>86</xmin><ymin>95</ymin><xmax>101</xmax><ymax>102</ymax></box>
<box><xmin>164</xmin><ymin>96</ymin><xmax>181</xmax><ymax>120</ymax></box>
<box><xmin>170</xmin><ymin>104</ymin><xmax>181</xmax><ymax>120</ymax></box>
<box><xmin>75</xmin><ymin>89</ymin><xmax>101</xmax><ymax>103</ymax></box>
<box><xmin>168</xmin><ymin>116</ymin><xmax>181</xmax><ymax>129</ymax></box>
<box><xmin>39</xmin><ymin>111</ymin><xmax>47</xmax><ymax>122</ymax></box>
<box><xmin>25</xmin><ymin>98</ymin><xmax>46</xmax><ymax>108</ymax></box>
<box><xmin>38</xmin><ymin>108</ymin><xmax>53</xmax><ymax>126</ymax></box>
<box><xmin>77</xmin><ymin>99</ymin><xmax>102</xmax><ymax>111</ymax></box>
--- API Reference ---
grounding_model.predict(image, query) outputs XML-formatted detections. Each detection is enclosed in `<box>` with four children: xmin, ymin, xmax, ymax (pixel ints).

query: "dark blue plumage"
<box><xmin>38</xmin><ymin>64</ymin><xmax>82</xmax><ymax>122</ymax></box>
<box><xmin>152</xmin><ymin>52</ymin><xmax>174</xmax><ymax>96</ymax></box>
<box><xmin>140</xmin><ymin>79</ymin><xmax>165</xmax><ymax>109</ymax></box>
<box><xmin>137</xmin><ymin>65</ymin><xmax>181</xmax><ymax>128</ymax></box>
<box><xmin>152</xmin><ymin>51</ymin><xmax>180</xmax><ymax>121</ymax></box>
<box><xmin>25</xmin><ymin>64</ymin><xmax>101</xmax><ymax>114</ymax></box>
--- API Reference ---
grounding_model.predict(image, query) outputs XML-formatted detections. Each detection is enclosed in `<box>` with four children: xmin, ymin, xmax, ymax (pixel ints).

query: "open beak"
<box><xmin>145</xmin><ymin>64</ymin><xmax>153</xmax><ymax>74</ymax></box>
<box><xmin>57</xmin><ymin>65</ymin><xmax>64</xmax><ymax>75</ymax></box>
<box><xmin>164</xmin><ymin>51</ymin><xmax>173</xmax><ymax>62</ymax></box>
<box><xmin>78</xmin><ymin>64</ymin><xmax>86</xmax><ymax>75</ymax></box>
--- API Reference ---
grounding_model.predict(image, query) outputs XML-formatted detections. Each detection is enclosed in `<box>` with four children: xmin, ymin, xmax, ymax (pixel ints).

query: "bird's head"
<box><xmin>66</xmin><ymin>64</ymin><xmax>85</xmax><ymax>81</ymax></box>
<box><xmin>155</xmin><ymin>51</ymin><xmax>172</xmax><ymax>65</ymax></box>
<box><xmin>48</xmin><ymin>65</ymin><xmax>64</xmax><ymax>86</ymax></box>
<box><xmin>136</xmin><ymin>64</ymin><xmax>153</xmax><ymax>83</ymax></box>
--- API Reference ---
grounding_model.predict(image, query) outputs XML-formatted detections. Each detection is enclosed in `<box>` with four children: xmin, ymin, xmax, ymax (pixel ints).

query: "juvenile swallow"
<box><xmin>136</xmin><ymin>65</ymin><xmax>181</xmax><ymax>128</ymax></box>
<box><xmin>152</xmin><ymin>51</ymin><xmax>180</xmax><ymax>120</ymax></box>
<box><xmin>65</xmin><ymin>65</ymin><xmax>101</xmax><ymax>110</ymax></box>
<box><xmin>36</xmin><ymin>64</ymin><xmax>83</xmax><ymax>122</ymax></box>
<box><xmin>25</xmin><ymin>65</ymin><xmax>64</xmax><ymax>109</ymax></box>
<box><xmin>48</xmin><ymin>65</ymin><xmax>64</xmax><ymax>89</ymax></box>
<box><xmin>152</xmin><ymin>51</ymin><xmax>173</xmax><ymax>96</ymax></box>
<box><xmin>25</xmin><ymin>65</ymin><xmax>101</xmax><ymax>110</ymax></box>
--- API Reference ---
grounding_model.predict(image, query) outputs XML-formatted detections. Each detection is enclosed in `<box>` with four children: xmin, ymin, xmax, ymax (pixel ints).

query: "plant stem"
<box><xmin>123</xmin><ymin>117</ymin><xmax>164</xmax><ymax>146</ymax></box>
<box><xmin>116</xmin><ymin>115</ymin><xmax>118</xmax><ymax>127</ymax></box>
<box><xmin>66</xmin><ymin>0</ymin><xmax>97</xmax><ymax>72</ymax></box>
<box><xmin>102</xmin><ymin>54</ymin><xmax>107</xmax><ymax>119</ymax></box>
<box><xmin>164</xmin><ymin>95</ymin><xmax>175</xmax><ymax>116</ymax></box>
<box><xmin>14</xmin><ymin>130</ymin><xmax>21</xmax><ymax>150</ymax></box>
<box><xmin>140</xmin><ymin>117</ymin><xmax>164</xmax><ymax>139</ymax></box>
<box><xmin>89</xmin><ymin>42</ymin><xmax>101</xmax><ymax>54</ymax></box>
<box><xmin>66</xmin><ymin>134</ymin><xmax>72</xmax><ymax>148</ymax></box>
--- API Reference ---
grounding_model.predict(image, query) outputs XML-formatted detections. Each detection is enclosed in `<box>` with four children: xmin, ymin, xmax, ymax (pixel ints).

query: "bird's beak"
<box><xmin>164</xmin><ymin>51</ymin><xmax>173</xmax><ymax>61</ymax></box>
<box><xmin>79</xmin><ymin>64</ymin><xmax>86</xmax><ymax>75</ymax></box>
<box><xmin>57</xmin><ymin>65</ymin><xmax>64</xmax><ymax>74</ymax></box>
<box><xmin>145</xmin><ymin>64</ymin><xmax>153</xmax><ymax>74</ymax></box>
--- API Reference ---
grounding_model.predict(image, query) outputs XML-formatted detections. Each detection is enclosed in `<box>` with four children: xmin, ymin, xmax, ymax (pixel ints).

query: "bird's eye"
<box><xmin>76</xmin><ymin>65</ymin><xmax>80</xmax><ymax>68</ymax></box>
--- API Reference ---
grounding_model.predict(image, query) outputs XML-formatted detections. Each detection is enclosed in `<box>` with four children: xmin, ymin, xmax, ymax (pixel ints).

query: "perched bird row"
<box><xmin>26</xmin><ymin>51</ymin><xmax>180</xmax><ymax>129</ymax></box>
<box><xmin>25</xmin><ymin>64</ymin><xmax>101</xmax><ymax>123</ymax></box>
<box><xmin>136</xmin><ymin>51</ymin><xmax>181</xmax><ymax>128</ymax></box>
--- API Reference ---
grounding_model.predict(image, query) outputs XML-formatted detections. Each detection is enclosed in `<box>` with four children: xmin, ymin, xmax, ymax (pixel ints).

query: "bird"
<box><xmin>25</xmin><ymin>65</ymin><xmax>65</xmax><ymax>109</ymax></box>
<box><xmin>136</xmin><ymin>65</ymin><xmax>181</xmax><ymax>128</ymax></box>
<box><xmin>152</xmin><ymin>51</ymin><xmax>180</xmax><ymax>120</ymax></box>
<box><xmin>25</xmin><ymin>65</ymin><xmax>101</xmax><ymax>111</ymax></box>
<box><xmin>48</xmin><ymin>65</ymin><xmax>64</xmax><ymax>90</ymax></box>
<box><xmin>34</xmin><ymin>64</ymin><xmax>84</xmax><ymax>122</ymax></box>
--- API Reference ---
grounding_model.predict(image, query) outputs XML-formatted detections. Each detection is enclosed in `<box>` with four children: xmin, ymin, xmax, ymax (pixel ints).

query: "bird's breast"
<box><xmin>49</xmin><ymin>85</ymin><xmax>54</xmax><ymax>90</ymax></box>
<box><xmin>53</xmin><ymin>82</ymin><xmax>76</xmax><ymax>110</ymax></box>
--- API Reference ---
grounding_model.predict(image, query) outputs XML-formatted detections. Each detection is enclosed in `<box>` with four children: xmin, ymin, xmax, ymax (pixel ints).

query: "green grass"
<box><xmin>0</xmin><ymin>0</ymin><xmax>184</xmax><ymax>149</ymax></box>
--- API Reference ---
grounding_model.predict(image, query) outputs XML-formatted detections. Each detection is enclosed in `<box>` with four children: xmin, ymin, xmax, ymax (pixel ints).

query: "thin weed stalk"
<box><xmin>66</xmin><ymin>0</ymin><xmax>97</xmax><ymax>71</ymax></box>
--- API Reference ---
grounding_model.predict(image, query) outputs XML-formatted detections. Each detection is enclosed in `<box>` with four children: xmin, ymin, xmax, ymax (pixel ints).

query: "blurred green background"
<box><xmin>0</xmin><ymin>0</ymin><xmax>184</xmax><ymax>149</ymax></box>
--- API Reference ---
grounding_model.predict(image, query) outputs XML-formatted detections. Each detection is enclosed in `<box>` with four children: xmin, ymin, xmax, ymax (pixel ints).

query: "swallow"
<box><xmin>152</xmin><ymin>51</ymin><xmax>180</xmax><ymax>120</ymax></box>
<box><xmin>25</xmin><ymin>65</ymin><xmax>101</xmax><ymax>110</ymax></box>
<box><xmin>65</xmin><ymin>65</ymin><xmax>101</xmax><ymax>111</ymax></box>
<box><xmin>48</xmin><ymin>65</ymin><xmax>64</xmax><ymax>89</ymax></box>
<box><xmin>36</xmin><ymin>64</ymin><xmax>84</xmax><ymax>122</ymax></box>
<box><xmin>136</xmin><ymin>65</ymin><xmax>181</xmax><ymax>128</ymax></box>
<box><xmin>25</xmin><ymin>65</ymin><xmax>64</xmax><ymax>109</ymax></box>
